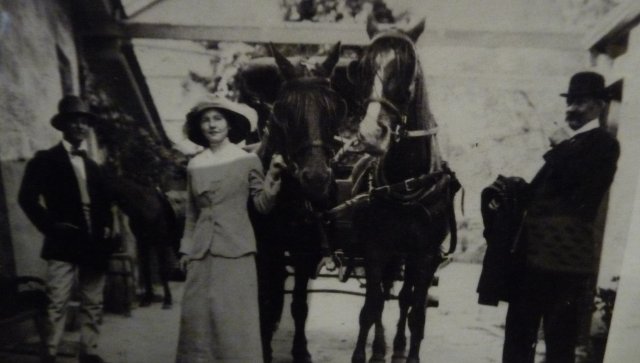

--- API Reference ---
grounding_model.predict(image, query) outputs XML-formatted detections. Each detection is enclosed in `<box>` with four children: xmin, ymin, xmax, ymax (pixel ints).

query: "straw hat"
<box><xmin>185</xmin><ymin>97</ymin><xmax>257</xmax><ymax>145</ymax></box>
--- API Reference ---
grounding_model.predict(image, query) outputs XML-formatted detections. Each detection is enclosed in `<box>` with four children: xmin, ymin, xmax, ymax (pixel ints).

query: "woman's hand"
<box><xmin>179</xmin><ymin>254</ymin><xmax>191</xmax><ymax>273</ymax></box>
<box><xmin>267</xmin><ymin>154</ymin><xmax>286</xmax><ymax>181</ymax></box>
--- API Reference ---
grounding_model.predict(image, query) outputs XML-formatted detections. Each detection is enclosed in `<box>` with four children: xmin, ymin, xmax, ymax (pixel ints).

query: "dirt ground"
<box><xmin>1</xmin><ymin>262</ymin><xmax>549</xmax><ymax>363</ymax></box>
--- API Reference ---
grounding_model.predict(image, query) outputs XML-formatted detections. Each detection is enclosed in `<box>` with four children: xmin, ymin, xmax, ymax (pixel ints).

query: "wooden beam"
<box><xmin>123</xmin><ymin>21</ymin><xmax>582</xmax><ymax>49</ymax></box>
<box><xmin>124</xmin><ymin>22</ymin><xmax>370</xmax><ymax>45</ymax></box>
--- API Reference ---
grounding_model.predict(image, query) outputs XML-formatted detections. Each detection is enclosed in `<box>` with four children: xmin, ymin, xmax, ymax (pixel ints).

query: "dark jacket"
<box><xmin>522</xmin><ymin>127</ymin><xmax>619</xmax><ymax>275</ymax></box>
<box><xmin>477</xmin><ymin>175</ymin><xmax>529</xmax><ymax>306</ymax></box>
<box><xmin>477</xmin><ymin>127</ymin><xmax>619</xmax><ymax>304</ymax></box>
<box><xmin>18</xmin><ymin>143</ymin><xmax>114</xmax><ymax>270</ymax></box>
<box><xmin>528</xmin><ymin>127</ymin><xmax>619</xmax><ymax>223</ymax></box>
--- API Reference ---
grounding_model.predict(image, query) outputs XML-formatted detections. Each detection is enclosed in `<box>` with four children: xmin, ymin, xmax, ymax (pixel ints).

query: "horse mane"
<box><xmin>359</xmin><ymin>35</ymin><xmax>416</xmax><ymax>104</ymax></box>
<box><xmin>412</xmin><ymin>61</ymin><xmax>443</xmax><ymax>172</ymax></box>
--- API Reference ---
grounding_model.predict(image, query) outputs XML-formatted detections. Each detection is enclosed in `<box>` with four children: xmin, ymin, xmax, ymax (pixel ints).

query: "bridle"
<box><xmin>267</xmin><ymin>110</ymin><xmax>339</xmax><ymax>173</ymax></box>
<box><xmin>361</xmin><ymin>34</ymin><xmax>438</xmax><ymax>143</ymax></box>
<box><xmin>268</xmin><ymin>79</ymin><xmax>342</xmax><ymax>170</ymax></box>
<box><xmin>364</xmin><ymin>96</ymin><xmax>438</xmax><ymax>143</ymax></box>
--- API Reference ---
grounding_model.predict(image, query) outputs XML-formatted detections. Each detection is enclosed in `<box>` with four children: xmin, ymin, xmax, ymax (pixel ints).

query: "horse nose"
<box><xmin>301</xmin><ymin>168</ymin><xmax>331</xmax><ymax>189</ymax></box>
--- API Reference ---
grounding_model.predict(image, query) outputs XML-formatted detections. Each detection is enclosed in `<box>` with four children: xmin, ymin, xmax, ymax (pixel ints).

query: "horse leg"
<box><xmin>136</xmin><ymin>236</ymin><xmax>154</xmax><ymax>307</ymax></box>
<box><xmin>352</xmin><ymin>269</ymin><xmax>385</xmax><ymax>363</ymax></box>
<box><xmin>372</xmin><ymin>267</ymin><xmax>394</xmax><ymax>363</ymax></box>
<box><xmin>291</xmin><ymin>269</ymin><xmax>312</xmax><ymax>363</ymax></box>
<box><xmin>257</xmin><ymin>245</ymin><xmax>286</xmax><ymax>363</ymax></box>
<box><xmin>405</xmin><ymin>256</ymin><xmax>438</xmax><ymax>363</ymax></box>
<box><xmin>157</xmin><ymin>243</ymin><xmax>174</xmax><ymax>309</ymax></box>
<box><xmin>371</xmin><ymin>319</ymin><xmax>386</xmax><ymax>363</ymax></box>
<box><xmin>392</xmin><ymin>280</ymin><xmax>412</xmax><ymax>363</ymax></box>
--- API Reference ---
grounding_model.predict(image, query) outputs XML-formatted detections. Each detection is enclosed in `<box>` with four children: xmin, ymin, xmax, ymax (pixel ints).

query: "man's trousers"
<box><xmin>45</xmin><ymin>260</ymin><xmax>105</xmax><ymax>356</ymax></box>
<box><xmin>502</xmin><ymin>270</ymin><xmax>590</xmax><ymax>363</ymax></box>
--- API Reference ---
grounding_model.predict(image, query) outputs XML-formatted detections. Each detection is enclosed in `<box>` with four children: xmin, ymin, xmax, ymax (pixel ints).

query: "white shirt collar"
<box><xmin>566</xmin><ymin>118</ymin><xmax>600</xmax><ymax>138</ymax></box>
<box><xmin>62</xmin><ymin>140</ymin><xmax>87</xmax><ymax>154</ymax></box>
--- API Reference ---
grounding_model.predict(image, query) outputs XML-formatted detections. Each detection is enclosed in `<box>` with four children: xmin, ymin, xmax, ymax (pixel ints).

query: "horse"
<box><xmin>346</xmin><ymin>16</ymin><xmax>460</xmax><ymax>363</ymax></box>
<box><xmin>106</xmin><ymin>175</ymin><xmax>183</xmax><ymax>309</ymax></box>
<box><xmin>238</xmin><ymin>43</ymin><xmax>346</xmax><ymax>363</ymax></box>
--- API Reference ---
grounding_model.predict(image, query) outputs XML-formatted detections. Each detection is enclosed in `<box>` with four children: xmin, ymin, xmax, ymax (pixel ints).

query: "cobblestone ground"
<box><xmin>1</xmin><ymin>262</ymin><xmax>551</xmax><ymax>363</ymax></box>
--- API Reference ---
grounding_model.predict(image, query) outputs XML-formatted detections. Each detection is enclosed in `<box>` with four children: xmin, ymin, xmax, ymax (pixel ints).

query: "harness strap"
<box><xmin>370</xmin><ymin>172</ymin><xmax>444</xmax><ymax>199</ymax></box>
<box><xmin>393</xmin><ymin>127</ymin><xmax>439</xmax><ymax>139</ymax></box>
<box><xmin>326</xmin><ymin>171</ymin><xmax>445</xmax><ymax>217</ymax></box>
<box><xmin>445</xmin><ymin>185</ymin><xmax>458</xmax><ymax>256</ymax></box>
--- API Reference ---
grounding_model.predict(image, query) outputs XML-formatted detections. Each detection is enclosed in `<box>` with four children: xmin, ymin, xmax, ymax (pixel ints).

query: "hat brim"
<box><xmin>51</xmin><ymin>111</ymin><xmax>98</xmax><ymax>130</ymax></box>
<box><xmin>186</xmin><ymin>100</ymin><xmax>257</xmax><ymax>144</ymax></box>
<box><xmin>560</xmin><ymin>91</ymin><xmax>609</xmax><ymax>100</ymax></box>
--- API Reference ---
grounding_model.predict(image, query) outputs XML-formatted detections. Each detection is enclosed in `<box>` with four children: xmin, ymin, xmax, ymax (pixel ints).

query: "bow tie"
<box><xmin>70</xmin><ymin>149</ymin><xmax>87</xmax><ymax>158</ymax></box>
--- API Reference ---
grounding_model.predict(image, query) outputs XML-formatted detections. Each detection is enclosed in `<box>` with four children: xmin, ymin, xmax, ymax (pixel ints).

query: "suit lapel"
<box><xmin>50</xmin><ymin>143</ymin><xmax>83</xmax><ymax>205</ymax></box>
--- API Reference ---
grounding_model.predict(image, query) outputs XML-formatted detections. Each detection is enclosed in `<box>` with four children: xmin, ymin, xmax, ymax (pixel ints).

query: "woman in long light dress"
<box><xmin>176</xmin><ymin>97</ymin><xmax>283</xmax><ymax>363</ymax></box>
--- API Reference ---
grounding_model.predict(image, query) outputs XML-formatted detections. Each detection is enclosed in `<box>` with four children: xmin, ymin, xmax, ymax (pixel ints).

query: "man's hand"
<box><xmin>549</xmin><ymin>127</ymin><xmax>570</xmax><ymax>147</ymax></box>
<box><xmin>179</xmin><ymin>254</ymin><xmax>190</xmax><ymax>273</ymax></box>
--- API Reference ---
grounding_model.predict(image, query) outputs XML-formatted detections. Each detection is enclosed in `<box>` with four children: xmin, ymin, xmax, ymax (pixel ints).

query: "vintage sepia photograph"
<box><xmin>1</xmin><ymin>0</ymin><xmax>640</xmax><ymax>362</ymax></box>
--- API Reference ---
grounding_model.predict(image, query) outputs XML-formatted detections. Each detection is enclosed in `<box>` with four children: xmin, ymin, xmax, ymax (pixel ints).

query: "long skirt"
<box><xmin>176</xmin><ymin>253</ymin><xmax>263</xmax><ymax>363</ymax></box>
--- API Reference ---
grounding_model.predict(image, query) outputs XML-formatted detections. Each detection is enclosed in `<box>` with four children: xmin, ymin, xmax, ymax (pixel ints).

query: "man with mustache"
<box><xmin>502</xmin><ymin>71</ymin><xmax>620</xmax><ymax>363</ymax></box>
<box><xmin>19</xmin><ymin>95</ymin><xmax>114</xmax><ymax>363</ymax></box>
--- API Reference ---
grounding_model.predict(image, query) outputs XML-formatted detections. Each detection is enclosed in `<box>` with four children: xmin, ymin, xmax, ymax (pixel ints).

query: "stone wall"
<box><xmin>0</xmin><ymin>0</ymin><xmax>78</xmax><ymax>277</ymax></box>
<box><xmin>417</xmin><ymin>43</ymin><xmax>587</xmax><ymax>258</ymax></box>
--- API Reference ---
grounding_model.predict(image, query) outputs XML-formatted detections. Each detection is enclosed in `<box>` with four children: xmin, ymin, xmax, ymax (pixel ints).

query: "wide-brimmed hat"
<box><xmin>185</xmin><ymin>97</ymin><xmax>257</xmax><ymax>145</ymax></box>
<box><xmin>560</xmin><ymin>71</ymin><xmax>609</xmax><ymax>100</ymax></box>
<box><xmin>50</xmin><ymin>95</ymin><xmax>98</xmax><ymax>130</ymax></box>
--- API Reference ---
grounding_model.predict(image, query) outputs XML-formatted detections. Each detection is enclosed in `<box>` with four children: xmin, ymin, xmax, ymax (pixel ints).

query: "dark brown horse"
<box><xmin>107</xmin><ymin>175</ymin><xmax>182</xmax><ymax>309</ymax></box>
<box><xmin>347</xmin><ymin>17</ymin><xmax>459</xmax><ymax>363</ymax></box>
<box><xmin>239</xmin><ymin>43</ymin><xmax>346</xmax><ymax>363</ymax></box>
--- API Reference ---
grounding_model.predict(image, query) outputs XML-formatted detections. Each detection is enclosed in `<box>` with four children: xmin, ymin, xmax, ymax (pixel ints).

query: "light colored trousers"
<box><xmin>45</xmin><ymin>260</ymin><xmax>105</xmax><ymax>356</ymax></box>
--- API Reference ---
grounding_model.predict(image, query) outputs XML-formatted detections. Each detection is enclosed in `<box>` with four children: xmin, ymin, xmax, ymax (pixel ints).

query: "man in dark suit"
<box><xmin>19</xmin><ymin>95</ymin><xmax>114</xmax><ymax>363</ymax></box>
<box><xmin>502</xmin><ymin>72</ymin><xmax>620</xmax><ymax>363</ymax></box>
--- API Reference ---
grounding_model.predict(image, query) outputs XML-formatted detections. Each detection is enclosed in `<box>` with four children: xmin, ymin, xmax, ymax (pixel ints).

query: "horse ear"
<box><xmin>319</xmin><ymin>42</ymin><xmax>341</xmax><ymax>77</ymax></box>
<box><xmin>406</xmin><ymin>18</ymin><xmax>426</xmax><ymax>42</ymax></box>
<box><xmin>366</xmin><ymin>14</ymin><xmax>380</xmax><ymax>39</ymax></box>
<box><xmin>270</xmin><ymin>43</ymin><xmax>296</xmax><ymax>81</ymax></box>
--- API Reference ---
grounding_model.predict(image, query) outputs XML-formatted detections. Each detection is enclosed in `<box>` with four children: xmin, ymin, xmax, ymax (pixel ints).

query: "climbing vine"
<box><xmin>79</xmin><ymin>57</ymin><xmax>187</xmax><ymax>190</ymax></box>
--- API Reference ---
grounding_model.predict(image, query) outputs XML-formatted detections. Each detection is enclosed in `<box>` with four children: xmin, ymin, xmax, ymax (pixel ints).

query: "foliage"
<box><xmin>80</xmin><ymin>58</ymin><xmax>187</xmax><ymax>190</ymax></box>
<box><xmin>280</xmin><ymin>0</ymin><xmax>408</xmax><ymax>23</ymax></box>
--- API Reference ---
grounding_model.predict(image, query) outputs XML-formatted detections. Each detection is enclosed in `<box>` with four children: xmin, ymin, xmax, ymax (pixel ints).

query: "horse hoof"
<box><xmin>405</xmin><ymin>358</ymin><xmax>420</xmax><ymax>363</ymax></box>
<box><xmin>293</xmin><ymin>354</ymin><xmax>312</xmax><ymax>363</ymax></box>
<box><xmin>162</xmin><ymin>301</ymin><xmax>172</xmax><ymax>310</ymax></box>
<box><xmin>292</xmin><ymin>349</ymin><xmax>312</xmax><ymax>363</ymax></box>
<box><xmin>351</xmin><ymin>353</ymin><xmax>366</xmax><ymax>363</ymax></box>
<box><xmin>139</xmin><ymin>299</ymin><xmax>152</xmax><ymax>307</ymax></box>
<box><xmin>391</xmin><ymin>352</ymin><xmax>406</xmax><ymax>363</ymax></box>
<box><xmin>369</xmin><ymin>356</ymin><xmax>386</xmax><ymax>363</ymax></box>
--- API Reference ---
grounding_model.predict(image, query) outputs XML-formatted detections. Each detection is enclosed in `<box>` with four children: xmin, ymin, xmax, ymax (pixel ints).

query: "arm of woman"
<box><xmin>249</xmin><ymin>154</ymin><xmax>285</xmax><ymax>214</ymax></box>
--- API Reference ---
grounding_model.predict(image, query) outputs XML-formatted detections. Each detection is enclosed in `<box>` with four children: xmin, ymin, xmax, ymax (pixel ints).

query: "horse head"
<box><xmin>266</xmin><ymin>43</ymin><xmax>347</xmax><ymax>202</ymax></box>
<box><xmin>349</xmin><ymin>16</ymin><xmax>431</xmax><ymax>157</ymax></box>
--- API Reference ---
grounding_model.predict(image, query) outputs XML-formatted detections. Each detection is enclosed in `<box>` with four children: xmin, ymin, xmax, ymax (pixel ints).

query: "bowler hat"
<box><xmin>185</xmin><ymin>97</ymin><xmax>257</xmax><ymax>145</ymax></box>
<box><xmin>560</xmin><ymin>71</ymin><xmax>609</xmax><ymax>100</ymax></box>
<box><xmin>50</xmin><ymin>95</ymin><xmax>98</xmax><ymax>130</ymax></box>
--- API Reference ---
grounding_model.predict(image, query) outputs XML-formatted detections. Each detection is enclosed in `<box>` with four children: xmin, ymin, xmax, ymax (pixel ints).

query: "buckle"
<box><xmin>404</xmin><ymin>178</ymin><xmax>418</xmax><ymax>191</ymax></box>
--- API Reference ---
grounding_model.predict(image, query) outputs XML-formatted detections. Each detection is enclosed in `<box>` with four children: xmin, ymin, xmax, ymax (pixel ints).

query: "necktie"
<box><xmin>71</xmin><ymin>149</ymin><xmax>87</xmax><ymax>158</ymax></box>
